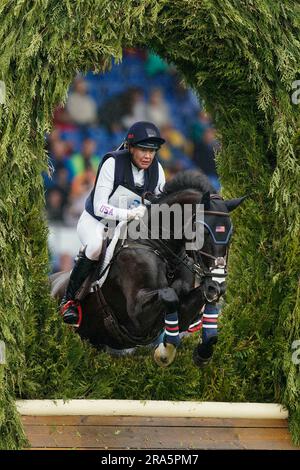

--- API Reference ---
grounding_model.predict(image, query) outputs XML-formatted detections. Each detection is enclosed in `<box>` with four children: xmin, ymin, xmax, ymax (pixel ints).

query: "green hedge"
<box><xmin>0</xmin><ymin>0</ymin><xmax>299</xmax><ymax>448</ymax></box>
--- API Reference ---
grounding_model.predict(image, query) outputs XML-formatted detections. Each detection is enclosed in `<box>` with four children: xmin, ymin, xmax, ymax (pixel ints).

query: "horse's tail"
<box><xmin>49</xmin><ymin>271</ymin><xmax>70</xmax><ymax>300</ymax></box>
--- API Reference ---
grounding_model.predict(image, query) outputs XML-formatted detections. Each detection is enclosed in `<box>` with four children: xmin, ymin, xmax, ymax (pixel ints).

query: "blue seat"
<box><xmin>84</xmin><ymin>71</ymin><xmax>101</xmax><ymax>81</ymax></box>
<box><xmin>60</xmin><ymin>130</ymin><xmax>82</xmax><ymax>152</ymax></box>
<box><xmin>87</xmin><ymin>127</ymin><xmax>109</xmax><ymax>141</ymax></box>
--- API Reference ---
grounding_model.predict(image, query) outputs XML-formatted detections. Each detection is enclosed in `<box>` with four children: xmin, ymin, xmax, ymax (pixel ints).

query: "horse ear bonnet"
<box><xmin>224</xmin><ymin>196</ymin><xmax>247</xmax><ymax>212</ymax></box>
<box><xmin>202</xmin><ymin>198</ymin><xmax>233</xmax><ymax>245</ymax></box>
<box><xmin>201</xmin><ymin>191</ymin><xmax>211</xmax><ymax>210</ymax></box>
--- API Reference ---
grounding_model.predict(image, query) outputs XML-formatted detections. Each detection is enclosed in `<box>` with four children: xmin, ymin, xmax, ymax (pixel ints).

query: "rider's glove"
<box><xmin>127</xmin><ymin>205</ymin><xmax>147</xmax><ymax>220</ymax></box>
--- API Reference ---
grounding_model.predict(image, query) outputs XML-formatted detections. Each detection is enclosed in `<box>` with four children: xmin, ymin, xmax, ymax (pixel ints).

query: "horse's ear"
<box><xmin>201</xmin><ymin>191</ymin><xmax>210</xmax><ymax>210</ymax></box>
<box><xmin>224</xmin><ymin>195</ymin><xmax>247</xmax><ymax>212</ymax></box>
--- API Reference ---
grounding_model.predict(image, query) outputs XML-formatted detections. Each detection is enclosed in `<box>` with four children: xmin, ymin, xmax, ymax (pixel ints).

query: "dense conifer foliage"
<box><xmin>0</xmin><ymin>1</ymin><xmax>299</xmax><ymax>447</ymax></box>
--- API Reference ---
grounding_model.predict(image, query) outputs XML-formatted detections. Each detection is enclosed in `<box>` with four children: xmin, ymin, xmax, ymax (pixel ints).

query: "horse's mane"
<box><xmin>149</xmin><ymin>170</ymin><xmax>217</xmax><ymax>203</ymax></box>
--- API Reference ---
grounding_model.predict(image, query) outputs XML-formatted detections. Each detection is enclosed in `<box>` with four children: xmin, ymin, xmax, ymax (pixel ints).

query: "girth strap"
<box><xmin>95</xmin><ymin>285</ymin><xmax>156</xmax><ymax>348</ymax></box>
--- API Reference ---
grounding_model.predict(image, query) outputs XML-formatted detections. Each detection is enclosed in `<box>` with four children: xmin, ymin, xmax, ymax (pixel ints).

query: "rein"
<box><xmin>95</xmin><ymin>202</ymin><xmax>231</xmax><ymax>283</ymax></box>
<box><xmin>141</xmin><ymin>191</ymin><xmax>230</xmax><ymax>279</ymax></box>
<box><xmin>123</xmin><ymin>215</ymin><xmax>229</xmax><ymax>280</ymax></box>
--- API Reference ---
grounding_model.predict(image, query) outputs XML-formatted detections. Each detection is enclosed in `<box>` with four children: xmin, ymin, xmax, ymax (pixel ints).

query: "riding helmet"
<box><xmin>126</xmin><ymin>121</ymin><xmax>165</xmax><ymax>150</ymax></box>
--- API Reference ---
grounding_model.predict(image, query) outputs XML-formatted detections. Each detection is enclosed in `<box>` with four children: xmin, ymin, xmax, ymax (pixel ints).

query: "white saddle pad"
<box><xmin>90</xmin><ymin>221</ymin><xmax>128</xmax><ymax>291</ymax></box>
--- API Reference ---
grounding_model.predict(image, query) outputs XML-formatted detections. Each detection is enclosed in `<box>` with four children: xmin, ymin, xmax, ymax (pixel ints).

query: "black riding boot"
<box><xmin>60</xmin><ymin>251</ymin><xmax>96</xmax><ymax>326</ymax></box>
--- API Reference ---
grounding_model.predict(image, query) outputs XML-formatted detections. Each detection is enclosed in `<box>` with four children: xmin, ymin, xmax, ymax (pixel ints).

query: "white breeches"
<box><xmin>77</xmin><ymin>210</ymin><xmax>106</xmax><ymax>261</ymax></box>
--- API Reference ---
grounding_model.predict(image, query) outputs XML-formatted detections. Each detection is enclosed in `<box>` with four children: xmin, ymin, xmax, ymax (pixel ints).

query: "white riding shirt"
<box><xmin>77</xmin><ymin>157</ymin><xmax>165</xmax><ymax>260</ymax></box>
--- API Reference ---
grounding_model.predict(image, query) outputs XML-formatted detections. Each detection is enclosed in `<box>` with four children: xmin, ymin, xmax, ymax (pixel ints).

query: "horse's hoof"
<box><xmin>193</xmin><ymin>348</ymin><xmax>212</xmax><ymax>368</ymax></box>
<box><xmin>154</xmin><ymin>342</ymin><xmax>177</xmax><ymax>367</ymax></box>
<box><xmin>193</xmin><ymin>340</ymin><xmax>217</xmax><ymax>368</ymax></box>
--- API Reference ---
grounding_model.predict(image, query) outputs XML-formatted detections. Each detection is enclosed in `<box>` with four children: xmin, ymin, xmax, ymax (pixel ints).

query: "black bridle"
<box><xmin>131</xmin><ymin>206</ymin><xmax>233</xmax><ymax>282</ymax></box>
<box><xmin>193</xmin><ymin>208</ymin><xmax>232</xmax><ymax>280</ymax></box>
<box><xmin>96</xmin><ymin>198</ymin><xmax>233</xmax><ymax>283</ymax></box>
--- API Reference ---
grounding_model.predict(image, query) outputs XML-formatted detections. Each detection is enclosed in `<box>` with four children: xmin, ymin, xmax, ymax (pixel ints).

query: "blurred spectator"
<box><xmin>147</xmin><ymin>88</ymin><xmax>171</xmax><ymax>127</ymax></box>
<box><xmin>67</xmin><ymin>77</ymin><xmax>97</xmax><ymax>127</ymax></box>
<box><xmin>191</xmin><ymin>111</ymin><xmax>212</xmax><ymax>143</ymax></box>
<box><xmin>59</xmin><ymin>253</ymin><xmax>74</xmax><ymax>271</ymax></box>
<box><xmin>193</xmin><ymin>127</ymin><xmax>220</xmax><ymax>190</ymax></box>
<box><xmin>122</xmin><ymin>87</ymin><xmax>147</xmax><ymax>128</ymax></box>
<box><xmin>44</xmin><ymin>140</ymin><xmax>71</xmax><ymax>190</ymax></box>
<box><xmin>98</xmin><ymin>90</ymin><xmax>131</xmax><ymax>130</ymax></box>
<box><xmin>65</xmin><ymin>166</ymin><xmax>96</xmax><ymax>226</ymax></box>
<box><xmin>67</xmin><ymin>138</ymin><xmax>100</xmax><ymax>179</ymax></box>
<box><xmin>159</xmin><ymin>124</ymin><xmax>195</xmax><ymax>179</ymax></box>
<box><xmin>53</xmin><ymin>106</ymin><xmax>76</xmax><ymax>131</ymax></box>
<box><xmin>108</xmin><ymin>121</ymin><xmax>126</xmax><ymax>149</ymax></box>
<box><xmin>70</xmin><ymin>164</ymin><xmax>96</xmax><ymax>199</ymax></box>
<box><xmin>52</xmin><ymin>253</ymin><xmax>74</xmax><ymax>274</ymax></box>
<box><xmin>48</xmin><ymin>129</ymin><xmax>74</xmax><ymax>156</ymax></box>
<box><xmin>160</xmin><ymin>124</ymin><xmax>192</xmax><ymax>154</ymax></box>
<box><xmin>49</xmin><ymin>140</ymin><xmax>70</xmax><ymax>172</ymax></box>
<box><xmin>44</xmin><ymin>137</ymin><xmax>72</xmax><ymax>190</ymax></box>
<box><xmin>55</xmin><ymin>167</ymin><xmax>72</xmax><ymax>196</ymax></box>
<box><xmin>46</xmin><ymin>187</ymin><xmax>67</xmax><ymax>223</ymax></box>
<box><xmin>173</xmin><ymin>79</ymin><xmax>200</xmax><ymax>124</ymax></box>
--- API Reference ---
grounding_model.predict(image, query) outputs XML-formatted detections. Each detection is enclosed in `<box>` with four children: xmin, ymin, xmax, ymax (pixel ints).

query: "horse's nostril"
<box><xmin>204</xmin><ymin>281</ymin><xmax>221</xmax><ymax>300</ymax></box>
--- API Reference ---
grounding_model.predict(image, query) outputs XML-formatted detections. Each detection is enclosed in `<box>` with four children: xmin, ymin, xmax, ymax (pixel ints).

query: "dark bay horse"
<box><xmin>50</xmin><ymin>171</ymin><xmax>245</xmax><ymax>366</ymax></box>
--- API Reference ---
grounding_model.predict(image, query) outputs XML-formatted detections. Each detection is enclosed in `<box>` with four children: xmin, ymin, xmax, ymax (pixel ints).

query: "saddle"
<box><xmin>72</xmin><ymin>223</ymin><xmax>187</xmax><ymax>346</ymax></box>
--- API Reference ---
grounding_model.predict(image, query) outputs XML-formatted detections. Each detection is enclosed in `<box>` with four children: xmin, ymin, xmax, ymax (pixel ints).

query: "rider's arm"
<box><xmin>154</xmin><ymin>162</ymin><xmax>166</xmax><ymax>195</ymax></box>
<box><xmin>93</xmin><ymin>157</ymin><xmax>131</xmax><ymax>221</ymax></box>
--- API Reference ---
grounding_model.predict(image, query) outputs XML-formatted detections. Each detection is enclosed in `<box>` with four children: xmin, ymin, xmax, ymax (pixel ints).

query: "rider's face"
<box><xmin>130</xmin><ymin>146</ymin><xmax>156</xmax><ymax>169</ymax></box>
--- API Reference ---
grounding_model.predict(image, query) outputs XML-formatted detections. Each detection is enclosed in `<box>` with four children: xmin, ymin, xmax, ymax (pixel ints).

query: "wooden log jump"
<box><xmin>17</xmin><ymin>400</ymin><xmax>299</xmax><ymax>450</ymax></box>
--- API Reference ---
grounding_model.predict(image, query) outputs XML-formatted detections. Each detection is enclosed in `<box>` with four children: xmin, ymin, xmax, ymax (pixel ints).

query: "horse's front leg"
<box><xmin>192</xmin><ymin>302</ymin><xmax>221</xmax><ymax>368</ymax></box>
<box><xmin>177</xmin><ymin>285</ymin><xmax>205</xmax><ymax>330</ymax></box>
<box><xmin>153</xmin><ymin>287</ymin><xmax>181</xmax><ymax>367</ymax></box>
<box><xmin>178</xmin><ymin>286</ymin><xmax>222</xmax><ymax>368</ymax></box>
<box><xmin>152</xmin><ymin>285</ymin><xmax>221</xmax><ymax>368</ymax></box>
<box><xmin>117</xmin><ymin>249</ymin><xmax>187</xmax><ymax>366</ymax></box>
<box><xmin>127</xmin><ymin>286</ymin><xmax>181</xmax><ymax>367</ymax></box>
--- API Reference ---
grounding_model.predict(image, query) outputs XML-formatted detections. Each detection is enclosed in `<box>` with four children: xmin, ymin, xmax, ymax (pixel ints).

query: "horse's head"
<box><xmin>194</xmin><ymin>191</ymin><xmax>246</xmax><ymax>303</ymax></box>
<box><xmin>146</xmin><ymin>171</ymin><xmax>246</xmax><ymax>303</ymax></box>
